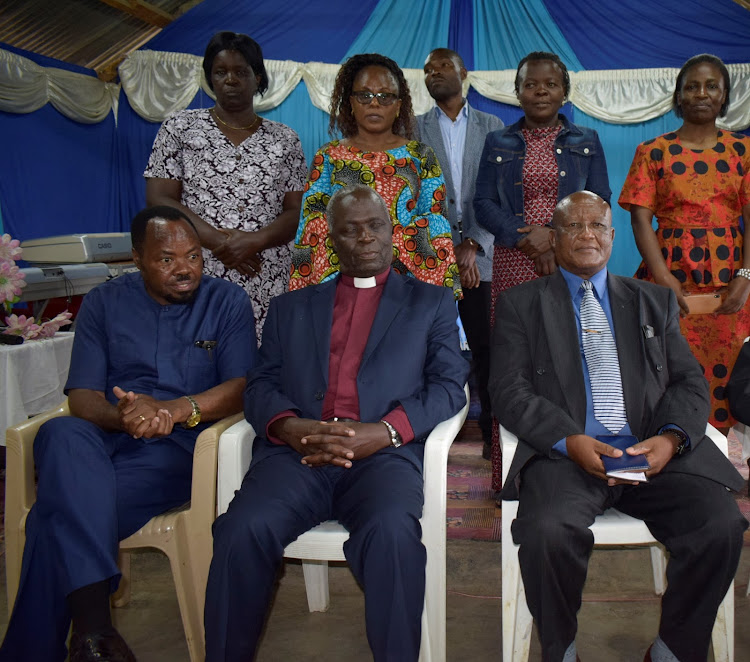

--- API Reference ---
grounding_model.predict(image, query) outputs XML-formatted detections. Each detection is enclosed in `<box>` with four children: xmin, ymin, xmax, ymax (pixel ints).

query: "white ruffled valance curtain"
<box><xmin>2</xmin><ymin>47</ymin><xmax>749</xmax><ymax>130</ymax></box>
<box><xmin>0</xmin><ymin>48</ymin><xmax>119</xmax><ymax>123</ymax></box>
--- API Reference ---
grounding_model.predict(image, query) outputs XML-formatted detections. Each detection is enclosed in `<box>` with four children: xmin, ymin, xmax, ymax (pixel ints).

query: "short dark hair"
<box><xmin>673</xmin><ymin>53</ymin><xmax>730</xmax><ymax>118</ymax></box>
<box><xmin>130</xmin><ymin>206</ymin><xmax>198</xmax><ymax>253</ymax></box>
<box><xmin>329</xmin><ymin>53</ymin><xmax>415</xmax><ymax>140</ymax></box>
<box><xmin>426</xmin><ymin>48</ymin><xmax>465</xmax><ymax>70</ymax></box>
<box><xmin>514</xmin><ymin>51</ymin><xmax>570</xmax><ymax>98</ymax></box>
<box><xmin>202</xmin><ymin>31</ymin><xmax>269</xmax><ymax>95</ymax></box>
<box><xmin>326</xmin><ymin>184</ymin><xmax>389</xmax><ymax>231</ymax></box>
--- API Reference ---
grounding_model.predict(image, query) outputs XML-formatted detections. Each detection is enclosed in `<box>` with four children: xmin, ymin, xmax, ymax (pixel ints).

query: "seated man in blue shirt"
<box><xmin>490</xmin><ymin>191</ymin><xmax>747</xmax><ymax>662</ymax></box>
<box><xmin>0</xmin><ymin>206</ymin><xmax>257</xmax><ymax>662</ymax></box>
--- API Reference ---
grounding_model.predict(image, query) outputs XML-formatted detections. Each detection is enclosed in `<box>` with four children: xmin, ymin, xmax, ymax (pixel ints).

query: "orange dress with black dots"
<box><xmin>619</xmin><ymin>130</ymin><xmax>750</xmax><ymax>426</ymax></box>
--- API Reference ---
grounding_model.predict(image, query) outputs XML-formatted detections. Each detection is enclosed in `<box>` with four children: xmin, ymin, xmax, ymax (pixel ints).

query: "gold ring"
<box><xmin>139</xmin><ymin>415</ymin><xmax>146</xmax><ymax>422</ymax></box>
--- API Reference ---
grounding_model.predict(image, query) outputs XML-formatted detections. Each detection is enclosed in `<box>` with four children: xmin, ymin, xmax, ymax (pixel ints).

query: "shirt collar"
<box><xmin>559</xmin><ymin>266</ymin><xmax>608</xmax><ymax>301</ymax></box>
<box><xmin>434</xmin><ymin>100</ymin><xmax>469</xmax><ymax>123</ymax></box>
<box><xmin>339</xmin><ymin>267</ymin><xmax>390</xmax><ymax>289</ymax></box>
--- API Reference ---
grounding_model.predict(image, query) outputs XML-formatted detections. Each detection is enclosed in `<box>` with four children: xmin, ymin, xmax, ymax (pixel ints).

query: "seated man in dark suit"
<box><xmin>0</xmin><ymin>206</ymin><xmax>256</xmax><ymax>662</ymax></box>
<box><xmin>204</xmin><ymin>184</ymin><xmax>469</xmax><ymax>662</ymax></box>
<box><xmin>490</xmin><ymin>191</ymin><xmax>747</xmax><ymax>662</ymax></box>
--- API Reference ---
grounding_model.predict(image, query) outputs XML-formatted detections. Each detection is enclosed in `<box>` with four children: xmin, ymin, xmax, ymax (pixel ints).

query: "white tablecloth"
<box><xmin>1</xmin><ymin>331</ymin><xmax>75</xmax><ymax>443</ymax></box>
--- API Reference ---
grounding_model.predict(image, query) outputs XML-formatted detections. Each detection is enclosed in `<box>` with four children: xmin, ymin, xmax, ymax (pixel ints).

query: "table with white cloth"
<box><xmin>1</xmin><ymin>331</ymin><xmax>75</xmax><ymax>444</ymax></box>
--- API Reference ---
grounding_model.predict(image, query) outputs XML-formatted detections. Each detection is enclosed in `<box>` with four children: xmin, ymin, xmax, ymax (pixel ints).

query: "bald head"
<box><xmin>549</xmin><ymin>191</ymin><xmax>614</xmax><ymax>280</ymax></box>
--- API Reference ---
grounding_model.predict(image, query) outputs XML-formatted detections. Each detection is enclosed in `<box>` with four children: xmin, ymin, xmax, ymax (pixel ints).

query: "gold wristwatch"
<box><xmin>182</xmin><ymin>395</ymin><xmax>201</xmax><ymax>429</ymax></box>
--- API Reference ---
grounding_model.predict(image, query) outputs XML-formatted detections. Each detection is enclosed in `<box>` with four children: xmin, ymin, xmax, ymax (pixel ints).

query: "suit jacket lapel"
<box><xmin>360</xmin><ymin>271</ymin><xmax>409</xmax><ymax>370</ymax></box>
<box><xmin>608</xmin><ymin>275</ymin><xmax>645</xmax><ymax>435</ymax></box>
<box><xmin>540</xmin><ymin>271</ymin><xmax>587</xmax><ymax>424</ymax></box>
<box><xmin>309</xmin><ymin>279</ymin><xmax>336</xmax><ymax>382</ymax></box>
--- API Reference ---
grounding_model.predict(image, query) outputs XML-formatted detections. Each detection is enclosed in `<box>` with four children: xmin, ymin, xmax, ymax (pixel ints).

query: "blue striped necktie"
<box><xmin>580</xmin><ymin>280</ymin><xmax>627</xmax><ymax>433</ymax></box>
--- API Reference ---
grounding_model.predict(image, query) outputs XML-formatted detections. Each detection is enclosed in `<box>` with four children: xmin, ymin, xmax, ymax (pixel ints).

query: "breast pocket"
<box><xmin>565</xmin><ymin>143</ymin><xmax>598</xmax><ymax>189</ymax></box>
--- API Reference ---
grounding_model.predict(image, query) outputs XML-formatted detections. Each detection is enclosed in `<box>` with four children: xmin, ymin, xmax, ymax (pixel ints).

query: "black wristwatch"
<box><xmin>662</xmin><ymin>428</ymin><xmax>688</xmax><ymax>455</ymax></box>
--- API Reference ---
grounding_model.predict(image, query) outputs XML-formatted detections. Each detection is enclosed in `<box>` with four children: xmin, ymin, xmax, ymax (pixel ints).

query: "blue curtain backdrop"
<box><xmin>1</xmin><ymin>0</ymin><xmax>749</xmax><ymax>276</ymax></box>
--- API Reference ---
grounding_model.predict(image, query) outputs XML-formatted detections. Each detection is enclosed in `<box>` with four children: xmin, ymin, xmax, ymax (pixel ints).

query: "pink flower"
<box><xmin>37</xmin><ymin>311</ymin><xmax>73</xmax><ymax>338</ymax></box>
<box><xmin>3</xmin><ymin>314</ymin><xmax>40</xmax><ymax>340</ymax></box>
<box><xmin>0</xmin><ymin>261</ymin><xmax>26</xmax><ymax>304</ymax></box>
<box><xmin>0</xmin><ymin>233</ymin><xmax>22</xmax><ymax>263</ymax></box>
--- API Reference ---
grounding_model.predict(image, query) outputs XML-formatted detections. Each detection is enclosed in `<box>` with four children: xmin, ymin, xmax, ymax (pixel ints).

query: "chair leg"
<box><xmin>301</xmin><ymin>560</ymin><xmax>330</xmax><ymax>612</ymax></box>
<box><xmin>502</xmin><ymin>515</ymin><xmax>533</xmax><ymax>662</ymax></box>
<box><xmin>111</xmin><ymin>550</ymin><xmax>131</xmax><ymax>608</ymax></box>
<box><xmin>168</xmin><ymin>550</ymin><xmax>205</xmax><ymax>662</ymax></box>
<box><xmin>649</xmin><ymin>545</ymin><xmax>667</xmax><ymax>596</ymax></box>
<box><xmin>711</xmin><ymin>581</ymin><xmax>734</xmax><ymax>662</ymax></box>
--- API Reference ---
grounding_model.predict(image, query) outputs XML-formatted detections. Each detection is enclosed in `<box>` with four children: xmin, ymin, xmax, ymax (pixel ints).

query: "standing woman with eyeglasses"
<box><xmin>289</xmin><ymin>53</ymin><xmax>460</xmax><ymax>296</ymax></box>
<box><xmin>145</xmin><ymin>32</ymin><xmax>307</xmax><ymax>342</ymax></box>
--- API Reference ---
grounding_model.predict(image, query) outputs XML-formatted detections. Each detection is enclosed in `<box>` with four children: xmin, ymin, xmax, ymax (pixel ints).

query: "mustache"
<box><xmin>174</xmin><ymin>274</ymin><xmax>193</xmax><ymax>282</ymax></box>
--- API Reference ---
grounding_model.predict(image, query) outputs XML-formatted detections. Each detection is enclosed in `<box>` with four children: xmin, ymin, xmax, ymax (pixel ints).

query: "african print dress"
<box><xmin>619</xmin><ymin>130</ymin><xmax>750</xmax><ymax>426</ymax></box>
<box><xmin>289</xmin><ymin>140</ymin><xmax>460</xmax><ymax>298</ymax></box>
<box><xmin>145</xmin><ymin>110</ymin><xmax>307</xmax><ymax>343</ymax></box>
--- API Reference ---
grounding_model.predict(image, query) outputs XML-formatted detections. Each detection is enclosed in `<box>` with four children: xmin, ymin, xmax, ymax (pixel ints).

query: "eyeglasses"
<box><xmin>351</xmin><ymin>91</ymin><xmax>399</xmax><ymax>106</ymax></box>
<box><xmin>556</xmin><ymin>222</ymin><xmax>612</xmax><ymax>236</ymax></box>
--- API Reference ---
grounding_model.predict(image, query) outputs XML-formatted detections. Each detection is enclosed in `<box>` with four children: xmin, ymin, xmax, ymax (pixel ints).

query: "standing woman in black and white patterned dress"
<box><xmin>145</xmin><ymin>31</ymin><xmax>307</xmax><ymax>341</ymax></box>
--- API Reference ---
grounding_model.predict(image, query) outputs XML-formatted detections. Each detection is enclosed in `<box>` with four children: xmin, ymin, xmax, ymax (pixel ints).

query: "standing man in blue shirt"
<box><xmin>491</xmin><ymin>191</ymin><xmax>747</xmax><ymax>662</ymax></box>
<box><xmin>417</xmin><ymin>48</ymin><xmax>503</xmax><ymax>458</ymax></box>
<box><xmin>0</xmin><ymin>206</ymin><xmax>257</xmax><ymax>662</ymax></box>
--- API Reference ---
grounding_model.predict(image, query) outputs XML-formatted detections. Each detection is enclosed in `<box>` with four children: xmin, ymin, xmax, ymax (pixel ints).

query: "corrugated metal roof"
<box><xmin>0</xmin><ymin>0</ymin><xmax>204</xmax><ymax>80</ymax></box>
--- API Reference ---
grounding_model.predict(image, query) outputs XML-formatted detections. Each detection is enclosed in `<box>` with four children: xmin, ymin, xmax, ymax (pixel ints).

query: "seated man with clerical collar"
<box><xmin>491</xmin><ymin>191</ymin><xmax>747</xmax><ymax>662</ymax></box>
<box><xmin>0</xmin><ymin>206</ymin><xmax>257</xmax><ymax>662</ymax></box>
<box><xmin>204</xmin><ymin>184</ymin><xmax>469</xmax><ymax>662</ymax></box>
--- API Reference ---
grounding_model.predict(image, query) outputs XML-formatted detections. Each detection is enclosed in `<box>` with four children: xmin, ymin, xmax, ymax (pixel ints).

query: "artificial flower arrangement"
<box><xmin>1</xmin><ymin>233</ymin><xmax>72</xmax><ymax>340</ymax></box>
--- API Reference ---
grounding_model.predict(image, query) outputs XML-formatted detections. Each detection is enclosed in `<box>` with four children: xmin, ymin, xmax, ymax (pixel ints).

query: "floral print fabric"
<box><xmin>289</xmin><ymin>140</ymin><xmax>460</xmax><ymax>298</ymax></box>
<box><xmin>145</xmin><ymin>109</ymin><xmax>307</xmax><ymax>341</ymax></box>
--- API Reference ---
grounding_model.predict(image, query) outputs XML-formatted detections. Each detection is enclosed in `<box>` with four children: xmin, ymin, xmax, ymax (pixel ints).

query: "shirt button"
<box><xmin>556</xmin><ymin>148</ymin><xmax>562</xmax><ymax>154</ymax></box>
<box><xmin>656</xmin><ymin>364</ymin><xmax>663</xmax><ymax>372</ymax></box>
<box><xmin>560</xmin><ymin>170</ymin><xmax>566</xmax><ymax>177</ymax></box>
<box><xmin>496</xmin><ymin>156</ymin><xmax>502</xmax><ymax>162</ymax></box>
<box><xmin>536</xmin><ymin>367</ymin><xmax>545</xmax><ymax>375</ymax></box>
<box><xmin>584</xmin><ymin>148</ymin><xmax>590</xmax><ymax>154</ymax></box>
<box><xmin>235</xmin><ymin>154</ymin><xmax>242</xmax><ymax>161</ymax></box>
<box><xmin>239</xmin><ymin>178</ymin><xmax>245</xmax><ymax>184</ymax></box>
<box><xmin>315</xmin><ymin>391</ymin><xmax>325</xmax><ymax>400</ymax></box>
<box><xmin>449</xmin><ymin>199</ymin><xmax>455</xmax><ymax>204</ymax></box>
<box><xmin>238</xmin><ymin>205</ymin><xmax>245</xmax><ymax>212</ymax></box>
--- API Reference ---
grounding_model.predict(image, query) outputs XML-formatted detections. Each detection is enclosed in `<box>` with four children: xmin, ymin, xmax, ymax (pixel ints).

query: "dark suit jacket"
<box><xmin>490</xmin><ymin>270</ymin><xmax>744</xmax><ymax>496</ymax></box>
<box><xmin>727</xmin><ymin>340</ymin><xmax>750</xmax><ymax>425</ymax></box>
<box><xmin>245</xmin><ymin>270</ymin><xmax>469</xmax><ymax>467</ymax></box>
<box><xmin>416</xmin><ymin>105</ymin><xmax>503</xmax><ymax>283</ymax></box>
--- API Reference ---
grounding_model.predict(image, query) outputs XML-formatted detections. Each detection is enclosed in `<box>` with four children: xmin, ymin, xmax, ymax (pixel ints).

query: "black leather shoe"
<box><xmin>69</xmin><ymin>629</ymin><xmax>136</xmax><ymax>662</ymax></box>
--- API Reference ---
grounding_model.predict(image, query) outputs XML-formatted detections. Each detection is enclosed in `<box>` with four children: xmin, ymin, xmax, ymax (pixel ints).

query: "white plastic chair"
<box><xmin>217</xmin><ymin>384</ymin><xmax>469</xmax><ymax>662</ymax></box>
<box><xmin>500</xmin><ymin>424</ymin><xmax>735</xmax><ymax>662</ymax></box>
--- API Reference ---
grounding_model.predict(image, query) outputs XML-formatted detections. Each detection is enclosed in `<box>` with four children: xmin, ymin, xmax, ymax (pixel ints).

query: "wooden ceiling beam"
<box><xmin>97</xmin><ymin>0</ymin><xmax>173</xmax><ymax>28</ymax></box>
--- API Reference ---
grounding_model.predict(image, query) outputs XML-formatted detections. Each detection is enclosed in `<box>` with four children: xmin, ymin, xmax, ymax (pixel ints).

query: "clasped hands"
<box><xmin>516</xmin><ymin>226</ymin><xmax>556</xmax><ymax>276</ymax></box>
<box><xmin>113</xmin><ymin>386</ymin><xmax>174</xmax><ymax>439</ymax></box>
<box><xmin>212</xmin><ymin>228</ymin><xmax>264</xmax><ymax>277</ymax></box>
<box><xmin>566</xmin><ymin>433</ymin><xmax>680</xmax><ymax>486</ymax></box>
<box><xmin>269</xmin><ymin>417</ymin><xmax>392</xmax><ymax>468</ymax></box>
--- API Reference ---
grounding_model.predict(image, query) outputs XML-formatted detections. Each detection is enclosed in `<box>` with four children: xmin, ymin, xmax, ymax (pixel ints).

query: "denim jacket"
<box><xmin>473</xmin><ymin>115</ymin><xmax>611</xmax><ymax>247</ymax></box>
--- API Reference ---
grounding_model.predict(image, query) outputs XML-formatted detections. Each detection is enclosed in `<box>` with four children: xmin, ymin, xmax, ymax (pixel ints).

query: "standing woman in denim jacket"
<box><xmin>474</xmin><ymin>51</ymin><xmax>611</xmax><ymax>494</ymax></box>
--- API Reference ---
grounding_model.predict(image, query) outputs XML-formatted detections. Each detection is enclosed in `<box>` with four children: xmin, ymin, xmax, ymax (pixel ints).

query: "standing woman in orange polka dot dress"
<box><xmin>289</xmin><ymin>53</ymin><xmax>460</xmax><ymax>298</ymax></box>
<box><xmin>619</xmin><ymin>54</ymin><xmax>750</xmax><ymax>431</ymax></box>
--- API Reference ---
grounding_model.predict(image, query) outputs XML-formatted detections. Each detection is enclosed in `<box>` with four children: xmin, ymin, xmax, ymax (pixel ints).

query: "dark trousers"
<box><xmin>512</xmin><ymin>457</ymin><xmax>747</xmax><ymax>662</ymax></box>
<box><xmin>458</xmin><ymin>280</ymin><xmax>492</xmax><ymax>441</ymax></box>
<box><xmin>205</xmin><ymin>439</ymin><xmax>426</xmax><ymax>662</ymax></box>
<box><xmin>0</xmin><ymin>417</ymin><xmax>194</xmax><ymax>662</ymax></box>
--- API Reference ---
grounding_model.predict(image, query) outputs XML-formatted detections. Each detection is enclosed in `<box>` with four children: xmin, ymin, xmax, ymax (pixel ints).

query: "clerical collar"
<box><xmin>339</xmin><ymin>268</ymin><xmax>390</xmax><ymax>289</ymax></box>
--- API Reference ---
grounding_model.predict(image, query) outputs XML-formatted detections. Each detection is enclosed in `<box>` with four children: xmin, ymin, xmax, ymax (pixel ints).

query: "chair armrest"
<box><xmin>705</xmin><ymin>423</ymin><xmax>729</xmax><ymax>458</ymax></box>
<box><xmin>5</xmin><ymin>400</ymin><xmax>70</xmax><ymax>518</ymax></box>
<box><xmin>217</xmin><ymin>419</ymin><xmax>257</xmax><ymax>516</ymax></box>
<box><xmin>422</xmin><ymin>384</ymin><xmax>470</xmax><ymax>521</ymax></box>
<box><xmin>188</xmin><ymin>412</ymin><xmax>245</xmax><ymax>525</ymax></box>
<box><xmin>499</xmin><ymin>424</ymin><xmax>519</xmax><ymax>486</ymax></box>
